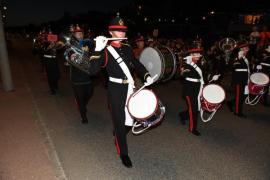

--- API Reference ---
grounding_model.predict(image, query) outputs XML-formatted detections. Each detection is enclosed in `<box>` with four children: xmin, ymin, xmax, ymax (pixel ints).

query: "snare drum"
<box><xmin>139</xmin><ymin>46</ymin><xmax>177</xmax><ymax>83</ymax></box>
<box><xmin>127</xmin><ymin>89</ymin><xmax>158</xmax><ymax>120</ymax></box>
<box><xmin>201</xmin><ymin>84</ymin><xmax>226</xmax><ymax>112</ymax></box>
<box><xmin>248</xmin><ymin>72</ymin><xmax>269</xmax><ymax>95</ymax></box>
<box><xmin>127</xmin><ymin>89</ymin><xmax>165</xmax><ymax>134</ymax></box>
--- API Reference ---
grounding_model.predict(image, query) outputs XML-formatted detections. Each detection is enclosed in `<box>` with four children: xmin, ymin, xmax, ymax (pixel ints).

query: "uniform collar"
<box><xmin>110</xmin><ymin>41</ymin><xmax>122</xmax><ymax>48</ymax></box>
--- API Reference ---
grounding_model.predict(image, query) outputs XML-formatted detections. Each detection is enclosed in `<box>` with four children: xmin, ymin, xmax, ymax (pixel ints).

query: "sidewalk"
<box><xmin>0</xmin><ymin>47</ymin><xmax>57</xmax><ymax>180</ymax></box>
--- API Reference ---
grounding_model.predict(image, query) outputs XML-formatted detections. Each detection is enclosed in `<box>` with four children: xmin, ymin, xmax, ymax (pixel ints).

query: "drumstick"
<box><xmin>94</xmin><ymin>37</ymin><xmax>127</xmax><ymax>41</ymax></box>
<box><xmin>132</xmin><ymin>74</ymin><xmax>158</xmax><ymax>97</ymax></box>
<box><xmin>209</xmin><ymin>74</ymin><xmax>221</xmax><ymax>83</ymax></box>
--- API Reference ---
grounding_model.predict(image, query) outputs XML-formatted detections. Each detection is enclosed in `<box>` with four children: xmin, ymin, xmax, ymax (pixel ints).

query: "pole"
<box><xmin>0</xmin><ymin>8</ymin><xmax>13</xmax><ymax>91</ymax></box>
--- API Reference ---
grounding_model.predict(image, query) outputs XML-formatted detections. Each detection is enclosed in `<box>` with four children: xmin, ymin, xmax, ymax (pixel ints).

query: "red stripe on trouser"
<box><xmin>115</xmin><ymin>137</ymin><xmax>120</xmax><ymax>155</ymax></box>
<box><xmin>235</xmin><ymin>85</ymin><xmax>240</xmax><ymax>113</ymax></box>
<box><xmin>186</xmin><ymin>96</ymin><xmax>194</xmax><ymax>131</ymax></box>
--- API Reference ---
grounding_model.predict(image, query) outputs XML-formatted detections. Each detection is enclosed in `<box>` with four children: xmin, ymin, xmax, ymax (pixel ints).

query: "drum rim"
<box><xmin>153</xmin><ymin>47</ymin><xmax>165</xmax><ymax>81</ymax></box>
<box><xmin>139</xmin><ymin>46</ymin><xmax>177</xmax><ymax>83</ymax></box>
<box><xmin>250</xmin><ymin>72</ymin><xmax>270</xmax><ymax>85</ymax></box>
<box><xmin>202</xmin><ymin>84</ymin><xmax>226</xmax><ymax>104</ymax></box>
<box><xmin>159</xmin><ymin>46</ymin><xmax>178</xmax><ymax>82</ymax></box>
<box><xmin>127</xmin><ymin>89</ymin><xmax>158</xmax><ymax>120</ymax></box>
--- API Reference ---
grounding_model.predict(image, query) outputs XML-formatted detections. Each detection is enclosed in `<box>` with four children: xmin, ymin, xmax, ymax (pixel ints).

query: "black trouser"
<box><xmin>44</xmin><ymin>58</ymin><xmax>60</xmax><ymax>93</ymax></box>
<box><xmin>263</xmin><ymin>84</ymin><xmax>269</xmax><ymax>104</ymax></box>
<box><xmin>228</xmin><ymin>84</ymin><xmax>246</xmax><ymax>114</ymax></box>
<box><xmin>180</xmin><ymin>95</ymin><xmax>199</xmax><ymax>132</ymax></box>
<box><xmin>108</xmin><ymin>82</ymin><xmax>130</xmax><ymax>157</ymax></box>
<box><xmin>72</xmin><ymin>83</ymin><xmax>93</xmax><ymax>118</ymax></box>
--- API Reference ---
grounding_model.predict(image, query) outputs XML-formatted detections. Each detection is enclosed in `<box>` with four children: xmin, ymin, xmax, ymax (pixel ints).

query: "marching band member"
<box><xmin>42</xmin><ymin>29</ymin><xmax>62</xmax><ymax>95</ymax></box>
<box><xmin>68</xmin><ymin>25</ymin><xmax>94</xmax><ymax>124</ymax></box>
<box><xmin>132</xmin><ymin>35</ymin><xmax>145</xmax><ymax>60</ymax></box>
<box><xmin>75</xmin><ymin>16</ymin><xmax>154</xmax><ymax>167</ymax></box>
<box><xmin>179</xmin><ymin>46</ymin><xmax>217</xmax><ymax>136</ymax></box>
<box><xmin>227</xmin><ymin>42</ymin><xmax>250</xmax><ymax>117</ymax></box>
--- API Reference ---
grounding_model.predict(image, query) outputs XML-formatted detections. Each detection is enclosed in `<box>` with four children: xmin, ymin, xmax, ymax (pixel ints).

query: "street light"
<box><xmin>3</xmin><ymin>6</ymin><xmax>7</xmax><ymax>10</ymax></box>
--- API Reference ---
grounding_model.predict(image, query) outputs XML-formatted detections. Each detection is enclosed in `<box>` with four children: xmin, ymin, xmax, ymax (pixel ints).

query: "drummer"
<box><xmin>80</xmin><ymin>16</ymin><xmax>154</xmax><ymax>168</ymax></box>
<box><xmin>227</xmin><ymin>42</ymin><xmax>250</xmax><ymax>118</ymax></box>
<box><xmin>179</xmin><ymin>45</ymin><xmax>206</xmax><ymax>136</ymax></box>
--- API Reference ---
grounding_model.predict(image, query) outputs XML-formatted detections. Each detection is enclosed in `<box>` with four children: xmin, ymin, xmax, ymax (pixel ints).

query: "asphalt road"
<box><xmin>6</xmin><ymin>40</ymin><xmax>270</xmax><ymax>180</ymax></box>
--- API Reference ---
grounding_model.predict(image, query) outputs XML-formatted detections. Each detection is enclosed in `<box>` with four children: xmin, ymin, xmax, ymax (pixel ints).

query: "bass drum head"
<box><xmin>139</xmin><ymin>47</ymin><xmax>163</xmax><ymax>83</ymax></box>
<box><xmin>128</xmin><ymin>89</ymin><xmax>158</xmax><ymax>120</ymax></box>
<box><xmin>202</xmin><ymin>84</ymin><xmax>225</xmax><ymax>104</ymax></box>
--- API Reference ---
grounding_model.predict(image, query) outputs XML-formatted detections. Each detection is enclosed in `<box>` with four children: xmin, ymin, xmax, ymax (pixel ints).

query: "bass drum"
<box><xmin>139</xmin><ymin>46</ymin><xmax>177</xmax><ymax>83</ymax></box>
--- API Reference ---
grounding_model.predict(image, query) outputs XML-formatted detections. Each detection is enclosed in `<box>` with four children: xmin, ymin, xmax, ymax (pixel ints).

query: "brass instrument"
<box><xmin>63</xmin><ymin>35</ymin><xmax>92</xmax><ymax>74</ymax></box>
<box><xmin>219</xmin><ymin>37</ymin><xmax>237</xmax><ymax>64</ymax></box>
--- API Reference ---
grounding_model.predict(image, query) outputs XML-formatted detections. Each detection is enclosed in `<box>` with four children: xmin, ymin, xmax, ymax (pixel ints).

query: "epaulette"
<box><xmin>90</xmin><ymin>55</ymin><xmax>101</xmax><ymax>60</ymax></box>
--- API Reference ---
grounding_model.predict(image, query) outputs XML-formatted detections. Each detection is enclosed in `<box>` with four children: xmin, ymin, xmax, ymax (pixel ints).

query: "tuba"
<box><xmin>63</xmin><ymin>35</ymin><xmax>92</xmax><ymax>74</ymax></box>
<box><xmin>219</xmin><ymin>37</ymin><xmax>237</xmax><ymax>64</ymax></box>
<box><xmin>219</xmin><ymin>37</ymin><xmax>236</xmax><ymax>53</ymax></box>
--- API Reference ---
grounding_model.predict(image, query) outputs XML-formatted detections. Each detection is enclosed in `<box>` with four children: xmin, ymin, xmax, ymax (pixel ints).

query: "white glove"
<box><xmin>256</xmin><ymin>65</ymin><xmax>262</xmax><ymax>70</ymax></box>
<box><xmin>183</xmin><ymin>56</ymin><xmax>193</xmax><ymax>64</ymax></box>
<box><xmin>212</xmin><ymin>74</ymin><xmax>220</xmax><ymax>81</ymax></box>
<box><xmin>94</xmin><ymin>36</ymin><xmax>108</xmax><ymax>51</ymax></box>
<box><xmin>238</xmin><ymin>51</ymin><xmax>245</xmax><ymax>59</ymax></box>
<box><xmin>145</xmin><ymin>76</ymin><xmax>154</xmax><ymax>86</ymax></box>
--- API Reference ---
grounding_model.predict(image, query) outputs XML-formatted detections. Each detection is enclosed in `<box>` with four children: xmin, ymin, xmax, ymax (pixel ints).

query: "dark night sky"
<box><xmin>4</xmin><ymin>0</ymin><xmax>270</xmax><ymax>26</ymax></box>
<box><xmin>6</xmin><ymin>0</ymin><xmax>133</xmax><ymax>26</ymax></box>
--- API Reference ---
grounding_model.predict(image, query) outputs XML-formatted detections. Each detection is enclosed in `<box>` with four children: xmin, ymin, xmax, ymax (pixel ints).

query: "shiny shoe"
<box><xmin>81</xmin><ymin>115</ymin><xmax>88</xmax><ymax>124</ymax></box>
<box><xmin>120</xmin><ymin>155</ymin><xmax>132</xmax><ymax>168</ymax></box>
<box><xmin>190</xmin><ymin>130</ymin><xmax>201</xmax><ymax>136</ymax></box>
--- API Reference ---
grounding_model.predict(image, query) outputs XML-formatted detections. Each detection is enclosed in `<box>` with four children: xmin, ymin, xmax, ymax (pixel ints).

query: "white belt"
<box><xmin>44</xmin><ymin>55</ymin><xmax>56</xmax><ymax>58</ymax></box>
<box><xmin>261</xmin><ymin>63</ymin><xmax>270</xmax><ymax>67</ymax></box>
<box><xmin>185</xmin><ymin>77</ymin><xmax>200</xmax><ymax>82</ymax></box>
<box><xmin>109</xmin><ymin>77</ymin><xmax>129</xmax><ymax>84</ymax></box>
<box><xmin>235</xmin><ymin>69</ymin><xmax>248</xmax><ymax>72</ymax></box>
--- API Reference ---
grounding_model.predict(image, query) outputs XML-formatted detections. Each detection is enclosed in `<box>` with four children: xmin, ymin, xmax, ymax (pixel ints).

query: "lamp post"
<box><xmin>0</xmin><ymin>7</ymin><xmax>14</xmax><ymax>91</ymax></box>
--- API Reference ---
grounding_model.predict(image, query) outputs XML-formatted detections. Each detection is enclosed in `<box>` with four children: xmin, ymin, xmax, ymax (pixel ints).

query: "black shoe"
<box><xmin>234</xmin><ymin>113</ymin><xmax>247</xmax><ymax>118</ymax></box>
<box><xmin>81</xmin><ymin>115</ymin><xmax>88</xmax><ymax>124</ymax></box>
<box><xmin>178</xmin><ymin>113</ymin><xmax>186</xmax><ymax>125</ymax></box>
<box><xmin>120</xmin><ymin>155</ymin><xmax>132</xmax><ymax>168</ymax></box>
<box><xmin>226</xmin><ymin>102</ymin><xmax>233</xmax><ymax>112</ymax></box>
<box><xmin>190</xmin><ymin>130</ymin><xmax>201</xmax><ymax>136</ymax></box>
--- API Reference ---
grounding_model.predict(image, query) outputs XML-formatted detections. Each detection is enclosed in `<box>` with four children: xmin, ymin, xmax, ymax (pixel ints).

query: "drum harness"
<box><xmin>106</xmin><ymin>45</ymin><xmax>135</xmax><ymax>126</ymax></box>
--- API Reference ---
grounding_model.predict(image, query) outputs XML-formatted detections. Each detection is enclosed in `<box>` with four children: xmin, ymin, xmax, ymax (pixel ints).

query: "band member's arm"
<box><xmin>180</xmin><ymin>64</ymin><xmax>191</xmax><ymax>78</ymax></box>
<box><xmin>85</xmin><ymin>50</ymin><xmax>106</xmax><ymax>75</ymax></box>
